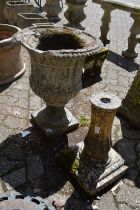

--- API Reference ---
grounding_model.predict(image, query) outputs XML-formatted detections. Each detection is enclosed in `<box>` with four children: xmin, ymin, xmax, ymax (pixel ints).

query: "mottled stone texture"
<box><xmin>84</xmin><ymin>92</ymin><xmax>121</xmax><ymax>160</ymax></box>
<box><xmin>0</xmin><ymin>24</ymin><xmax>25</xmax><ymax>85</ymax></box>
<box><xmin>43</xmin><ymin>0</ymin><xmax>62</xmax><ymax>22</ymax></box>
<box><xmin>17</xmin><ymin>13</ymin><xmax>48</xmax><ymax>29</ymax></box>
<box><xmin>4</xmin><ymin>1</ymin><xmax>33</xmax><ymax>25</ymax></box>
<box><xmin>16</xmin><ymin>24</ymin><xmax>103</xmax><ymax>136</ymax></box>
<box><xmin>59</xmin><ymin>92</ymin><xmax>128</xmax><ymax>195</ymax></box>
<box><xmin>119</xmin><ymin>68</ymin><xmax>140</xmax><ymax>128</ymax></box>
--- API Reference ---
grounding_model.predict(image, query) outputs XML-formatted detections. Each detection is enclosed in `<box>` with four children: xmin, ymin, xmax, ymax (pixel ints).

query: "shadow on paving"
<box><xmin>107</xmin><ymin>50</ymin><xmax>139</xmax><ymax>72</ymax></box>
<box><xmin>0</xmin><ymin>117</ymin><xmax>140</xmax><ymax>209</ymax></box>
<box><xmin>0</xmin><ymin>126</ymin><xmax>95</xmax><ymax>209</ymax></box>
<box><xmin>114</xmin><ymin>114</ymin><xmax>140</xmax><ymax>188</ymax></box>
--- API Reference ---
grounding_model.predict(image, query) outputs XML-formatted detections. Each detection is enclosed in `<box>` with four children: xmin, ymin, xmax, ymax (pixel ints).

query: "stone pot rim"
<box><xmin>15</xmin><ymin>24</ymin><xmax>103</xmax><ymax>58</ymax></box>
<box><xmin>0</xmin><ymin>24</ymin><xmax>21</xmax><ymax>50</ymax></box>
<box><xmin>6</xmin><ymin>1</ymin><xmax>33</xmax><ymax>6</ymax></box>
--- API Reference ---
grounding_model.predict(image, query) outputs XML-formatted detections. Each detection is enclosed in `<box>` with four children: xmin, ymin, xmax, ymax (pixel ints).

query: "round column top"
<box><xmin>90</xmin><ymin>92</ymin><xmax>121</xmax><ymax>111</ymax></box>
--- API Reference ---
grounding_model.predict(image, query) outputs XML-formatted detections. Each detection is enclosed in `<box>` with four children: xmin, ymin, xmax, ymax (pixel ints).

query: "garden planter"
<box><xmin>0</xmin><ymin>24</ymin><xmax>25</xmax><ymax>85</ymax></box>
<box><xmin>17</xmin><ymin>13</ymin><xmax>48</xmax><ymax>29</ymax></box>
<box><xmin>15</xmin><ymin>24</ymin><xmax>103</xmax><ymax>136</ymax></box>
<box><xmin>64</xmin><ymin>0</ymin><xmax>87</xmax><ymax>29</ymax></box>
<box><xmin>4</xmin><ymin>1</ymin><xmax>33</xmax><ymax>25</ymax></box>
<box><xmin>43</xmin><ymin>0</ymin><xmax>62</xmax><ymax>22</ymax></box>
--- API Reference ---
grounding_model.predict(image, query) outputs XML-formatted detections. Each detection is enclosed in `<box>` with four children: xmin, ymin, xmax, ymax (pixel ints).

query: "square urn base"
<box><xmin>31</xmin><ymin>107</ymin><xmax>79</xmax><ymax>137</ymax></box>
<box><xmin>58</xmin><ymin>142</ymin><xmax>128</xmax><ymax>195</ymax></box>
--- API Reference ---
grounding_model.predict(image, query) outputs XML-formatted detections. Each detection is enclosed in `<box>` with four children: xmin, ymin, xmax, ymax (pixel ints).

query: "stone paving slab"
<box><xmin>0</xmin><ymin>0</ymin><xmax>140</xmax><ymax>210</ymax></box>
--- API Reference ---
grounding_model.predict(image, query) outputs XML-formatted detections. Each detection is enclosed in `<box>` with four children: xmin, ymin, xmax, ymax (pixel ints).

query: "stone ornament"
<box><xmin>43</xmin><ymin>0</ymin><xmax>62</xmax><ymax>22</ymax></box>
<box><xmin>0</xmin><ymin>24</ymin><xmax>25</xmax><ymax>85</ymax></box>
<box><xmin>64</xmin><ymin>0</ymin><xmax>87</xmax><ymax>30</ymax></box>
<box><xmin>4</xmin><ymin>1</ymin><xmax>34</xmax><ymax>26</ymax></box>
<box><xmin>58</xmin><ymin>92</ymin><xmax>128</xmax><ymax>195</ymax></box>
<box><xmin>119</xmin><ymin>67</ymin><xmax>140</xmax><ymax>128</ymax></box>
<box><xmin>15</xmin><ymin>24</ymin><xmax>103</xmax><ymax>136</ymax></box>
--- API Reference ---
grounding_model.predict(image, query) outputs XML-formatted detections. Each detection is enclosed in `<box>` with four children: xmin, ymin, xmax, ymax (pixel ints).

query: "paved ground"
<box><xmin>0</xmin><ymin>0</ymin><xmax>140</xmax><ymax>209</ymax></box>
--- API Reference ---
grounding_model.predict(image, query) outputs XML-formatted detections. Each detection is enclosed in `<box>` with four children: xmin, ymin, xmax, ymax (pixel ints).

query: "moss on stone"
<box><xmin>58</xmin><ymin>147</ymin><xmax>79</xmax><ymax>173</ymax></box>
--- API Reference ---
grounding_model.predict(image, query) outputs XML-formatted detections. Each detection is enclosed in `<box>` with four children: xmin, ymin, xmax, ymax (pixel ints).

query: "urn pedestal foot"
<box><xmin>31</xmin><ymin>107</ymin><xmax>79</xmax><ymax>137</ymax></box>
<box><xmin>58</xmin><ymin>142</ymin><xmax>128</xmax><ymax>195</ymax></box>
<box><xmin>47</xmin><ymin>16</ymin><xmax>61</xmax><ymax>23</ymax></box>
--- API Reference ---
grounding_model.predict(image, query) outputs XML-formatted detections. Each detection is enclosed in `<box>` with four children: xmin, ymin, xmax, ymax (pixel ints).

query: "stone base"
<box><xmin>58</xmin><ymin>142</ymin><xmax>128</xmax><ymax>195</ymax></box>
<box><xmin>122</xmin><ymin>50</ymin><xmax>138</xmax><ymax>58</ymax></box>
<box><xmin>47</xmin><ymin>16</ymin><xmax>61</xmax><ymax>23</ymax></box>
<box><xmin>0</xmin><ymin>63</ymin><xmax>26</xmax><ymax>86</ymax></box>
<box><xmin>31</xmin><ymin>107</ymin><xmax>79</xmax><ymax>137</ymax></box>
<box><xmin>64</xmin><ymin>23</ymin><xmax>85</xmax><ymax>30</ymax></box>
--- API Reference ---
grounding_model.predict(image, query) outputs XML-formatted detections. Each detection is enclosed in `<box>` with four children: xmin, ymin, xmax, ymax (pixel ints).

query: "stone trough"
<box><xmin>17</xmin><ymin>13</ymin><xmax>48</xmax><ymax>29</ymax></box>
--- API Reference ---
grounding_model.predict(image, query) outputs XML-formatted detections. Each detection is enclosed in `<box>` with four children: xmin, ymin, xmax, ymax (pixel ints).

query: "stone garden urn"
<box><xmin>43</xmin><ymin>0</ymin><xmax>62</xmax><ymax>22</ymax></box>
<box><xmin>0</xmin><ymin>24</ymin><xmax>25</xmax><ymax>85</ymax></box>
<box><xmin>4</xmin><ymin>1</ymin><xmax>33</xmax><ymax>25</ymax></box>
<box><xmin>15</xmin><ymin>24</ymin><xmax>103</xmax><ymax>136</ymax></box>
<box><xmin>64</xmin><ymin>0</ymin><xmax>87</xmax><ymax>30</ymax></box>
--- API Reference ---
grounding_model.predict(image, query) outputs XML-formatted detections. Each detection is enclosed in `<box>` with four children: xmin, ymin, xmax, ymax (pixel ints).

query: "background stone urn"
<box><xmin>43</xmin><ymin>0</ymin><xmax>62</xmax><ymax>22</ymax></box>
<box><xmin>15</xmin><ymin>24</ymin><xmax>103</xmax><ymax>136</ymax></box>
<box><xmin>0</xmin><ymin>24</ymin><xmax>25</xmax><ymax>85</ymax></box>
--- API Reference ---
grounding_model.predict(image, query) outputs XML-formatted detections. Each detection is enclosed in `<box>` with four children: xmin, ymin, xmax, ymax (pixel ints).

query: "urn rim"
<box><xmin>15</xmin><ymin>24</ymin><xmax>103</xmax><ymax>57</ymax></box>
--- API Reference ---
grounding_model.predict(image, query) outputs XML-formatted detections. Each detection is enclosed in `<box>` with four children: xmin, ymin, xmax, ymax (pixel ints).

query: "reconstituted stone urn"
<box><xmin>15</xmin><ymin>24</ymin><xmax>103</xmax><ymax>136</ymax></box>
<box><xmin>0</xmin><ymin>24</ymin><xmax>25</xmax><ymax>85</ymax></box>
<box><xmin>43</xmin><ymin>0</ymin><xmax>62</xmax><ymax>22</ymax></box>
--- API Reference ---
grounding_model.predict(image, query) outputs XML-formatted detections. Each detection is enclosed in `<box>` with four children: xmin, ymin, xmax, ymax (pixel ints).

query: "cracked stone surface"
<box><xmin>0</xmin><ymin>0</ymin><xmax>140</xmax><ymax>209</ymax></box>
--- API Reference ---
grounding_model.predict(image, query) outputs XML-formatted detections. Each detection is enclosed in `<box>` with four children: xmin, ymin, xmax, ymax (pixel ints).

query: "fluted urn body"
<box><xmin>15</xmin><ymin>24</ymin><xmax>103</xmax><ymax>136</ymax></box>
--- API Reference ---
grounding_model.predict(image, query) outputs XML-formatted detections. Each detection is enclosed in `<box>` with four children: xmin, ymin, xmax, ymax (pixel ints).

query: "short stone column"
<box><xmin>122</xmin><ymin>14</ymin><xmax>140</xmax><ymax>58</ymax></box>
<box><xmin>43</xmin><ymin>0</ymin><xmax>62</xmax><ymax>22</ymax></box>
<box><xmin>119</xmin><ymin>68</ymin><xmax>140</xmax><ymax>128</ymax></box>
<box><xmin>64</xmin><ymin>0</ymin><xmax>87</xmax><ymax>30</ymax></box>
<box><xmin>59</xmin><ymin>92</ymin><xmax>128</xmax><ymax>195</ymax></box>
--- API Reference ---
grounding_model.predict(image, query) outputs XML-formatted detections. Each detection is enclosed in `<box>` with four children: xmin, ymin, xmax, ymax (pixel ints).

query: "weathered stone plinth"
<box><xmin>16</xmin><ymin>24</ymin><xmax>103</xmax><ymax>137</ymax></box>
<box><xmin>0</xmin><ymin>24</ymin><xmax>25</xmax><ymax>85</ymax></box>
<box><xmin>64</xmin><ymin>0</ymin><xmax>87</xmax><ymax>30</ymax></box>
<box><xmin>119</xmin><ymin>68</ymin><xmax>140</xmax><ymax>128</ymax></box>
<box><xmin>4</xmin><ymin>1</ymin><xmax>33</xmax><ymax>25</ymax></box>
<box><xmin>59</xmin><ymin>92</ymin><xmax>128</xmax><ymax>195</ymax></box>
<box><xmin>43</xmin><ymin>0</ymin><xmax>62</xmax><ymax>22</ymax></box>
<box><xmin>17</xmin><ymin>13</ymin><xmax>48</xmax><ymax>29</ymax></box>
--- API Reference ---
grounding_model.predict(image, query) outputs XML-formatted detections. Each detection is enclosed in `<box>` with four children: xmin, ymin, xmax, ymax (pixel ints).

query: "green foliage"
<box><xmin>79</xmin><ymin>115</ymin><xmax>90</xmax><ymax>127</ymax></box>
